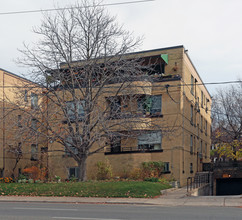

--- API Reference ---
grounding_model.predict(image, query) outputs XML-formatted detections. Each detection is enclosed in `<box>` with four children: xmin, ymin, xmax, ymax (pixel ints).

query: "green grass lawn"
<box><xmin>0</xmin><ymin>181</ymin><xmax>171</xmax><ymax>198</ymax></box>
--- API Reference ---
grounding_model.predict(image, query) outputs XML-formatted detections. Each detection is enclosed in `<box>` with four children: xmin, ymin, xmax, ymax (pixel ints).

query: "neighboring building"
<box><xmin>0</xmin><ymin>68</ymin><xmax>46</xmax><ymax>178</ymax></box>
<box><xmin>47</xmin><ymin>45</ymin><xmax>212</xmax><ymax>186</ymax></box>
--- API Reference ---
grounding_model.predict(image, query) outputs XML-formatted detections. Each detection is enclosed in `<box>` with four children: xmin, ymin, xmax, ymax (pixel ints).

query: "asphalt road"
<box><xmin>0</xmin><ymin>202</ymin><xmax>241</xmax><ymax>220</ymax></box>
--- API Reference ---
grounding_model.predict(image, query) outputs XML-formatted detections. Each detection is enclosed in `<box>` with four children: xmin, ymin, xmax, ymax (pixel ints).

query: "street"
<box><xmin>0</xmin><ymin>202</ymin><xmax>241</xmax><ymax>220</ymax></box>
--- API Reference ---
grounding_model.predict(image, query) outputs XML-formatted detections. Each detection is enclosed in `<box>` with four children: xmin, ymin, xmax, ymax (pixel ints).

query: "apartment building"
<box><xmin>0</xmin><ymin>68</ymin><xmax>46</xmax><ymax>178</ymax></box>
<box><xmin>47</xmin><ymin>45</ymin><xmax>212</xmax><ymax>186</ymax></box>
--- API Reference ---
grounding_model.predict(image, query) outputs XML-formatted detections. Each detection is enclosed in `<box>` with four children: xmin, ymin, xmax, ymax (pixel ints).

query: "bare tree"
<box><xmin>15</xmin><ymin>0</ymin><xmax>172</xmax><ymax>181</ymax></box>
<box><xmin>212</xmin><ymin>81</ymin><xmax>242</xmax><ymax>161</ymax></box>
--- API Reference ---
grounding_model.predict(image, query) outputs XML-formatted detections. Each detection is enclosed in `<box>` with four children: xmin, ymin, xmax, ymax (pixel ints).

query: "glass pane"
<box><xmin>65</xmin><ymin>136</ymin><xmax>80</xmax><ymax>155</ymax></box>
<box><xmin>31</xmin><ymin>93</ymin><xmax>38</xmax><ymax>108</ymax></box>
<box><xmin>153</xmin><ymin>144</ymin><xmax>161</xmax><ymax>150</ymax></box>
<box><xmin>151</xmin><ymin>95</ymin><xmax>161</xmax><ymax>113</ymax></box>
<box><xmin>138</xmin><ymin>132</ymin><xmax>161</xmax><ymax>145</ymax></box>
<box><xmin>78</xmin><ymin>101</ymin><xmax>85</xmax><ymax>116</ymax></box>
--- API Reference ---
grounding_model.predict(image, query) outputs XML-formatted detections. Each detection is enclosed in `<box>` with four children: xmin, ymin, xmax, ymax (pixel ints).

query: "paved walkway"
<box><xmin>0</xmin><ymin>187</ymin><xmax>241</xmax><ymax>207</ymax></box>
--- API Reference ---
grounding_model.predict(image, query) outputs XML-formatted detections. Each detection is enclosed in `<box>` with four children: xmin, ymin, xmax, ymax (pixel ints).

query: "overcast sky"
<box><xmin>0</xmin><ymin>0</ymin><xmax>242</xmax><ymax>94</ymax></box>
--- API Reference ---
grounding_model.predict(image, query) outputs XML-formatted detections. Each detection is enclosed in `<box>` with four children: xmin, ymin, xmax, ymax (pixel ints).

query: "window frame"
<box><xmin>110</xmin><ymin>136</ymin><xmax>121</xmax><ymax>153</ymax></box>
<box><xmin>69</xmin><ymin>167</ymin><xmax>80</xmax><ymax>179</ymax></box>
<box><xmin>190</xmin><ymin>135</ymin><xmax>193</xmax><ymax>153</ymax></box>
<box><xmin>108</xmin><ymin>97</ymin><xmax>121</xmax><ymax>119</ymax></box>
<box><xmin>164</xmin><ymin>162</ymin><xmax>170</xmax><ymax>173</ymax></box>
<box><xmin>137</xmin><ymin>95</ymin><xmax>162</xmax><ymax>117</ymax></box>
<box><xmin>31</xmin><ymin>93</ymin><xmax>38</xmax><ymax>109</ymax></box>
<box><xmin>201</xmin><ymin>91</ymin><xmax>204</xmax><ymax>107</ymax></box>
<box><xmin>31</xmin><ymin>118</ymin><xmax>37</xmax><ymax>131</ymax></box>
<box><xmin>190</xmin><ymin>163</ymin><xmax>193</xmax><ymax>173</ymax></box>
<box><xmin>64</xmin><ymin>136</ymin><xmax>79</xmax><ymax>156</ymax></box>
<box><xmin>200</xmin><ymin>140</ymin><xmax>203</xmax><ymax>154</ymax></box>
<box><xmin>205</xmin><ymin>120</ymin><xmax>207</xmax><ymax>135</ymax></box>
<box><xmin>200</xmin><ymin>115</ymin><xmax>203</xmax><ymax>132</ymax></box>
<box><xmin>138</xmin><ymin>131</ymin><xmax>162</xmax><ymax>151</ymax></box>
<box><xmin>191</xmin><ymin>75</ymin><xmax>194</xmax><ymax>95</ymax></box>
<box><xmin>65</xmin><ymin>100</ymin><xmax>85</xmax><ymax>122</ymax></box>
<box><xmin>190</xmin><ymin>105</ymin><xmax>194</xmax><ymax>125</ymax></box>
<box><xmin>150</xmin><ymin>95</ymin><xmax>162</xmax><ymax>115</ymax></box>
<box><xmin>31</xmin><ymin>144</ymin><xmax>38</xmax><ymax>161</ymax></box>
<box><xmin>24</xmin><ymin>90</ymin><xmax>28</xmax><ymax>102</ymax></box>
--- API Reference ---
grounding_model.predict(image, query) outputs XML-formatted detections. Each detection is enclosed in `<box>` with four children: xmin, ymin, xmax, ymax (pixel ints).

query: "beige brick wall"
<box><xmin>0</xmin><ymin>47</ymin><xmax>212</xmax><ymax>186</ymax></box>
<box><xmin>47</xmin><ymin>46</ymin><xmax>212</xmax><ymax>186</ymax></box>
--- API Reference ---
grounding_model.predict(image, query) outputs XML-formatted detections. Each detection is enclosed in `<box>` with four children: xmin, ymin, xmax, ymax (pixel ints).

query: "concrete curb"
<box><xmin>0</xmin><ymin>196</ymin><xmax>241</xmax><ymax>207</ymax></box>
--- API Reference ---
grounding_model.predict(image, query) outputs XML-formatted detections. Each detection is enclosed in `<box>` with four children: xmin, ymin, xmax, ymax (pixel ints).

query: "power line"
<box><xmin>0</xmin><ymin>80</ymin><xmax>240</xmax><ymax>88</ymax></box>
<box><xmin>0</xmin><ymin>0</ymin><xmax>155</xmax><ymax>16</ymax></box>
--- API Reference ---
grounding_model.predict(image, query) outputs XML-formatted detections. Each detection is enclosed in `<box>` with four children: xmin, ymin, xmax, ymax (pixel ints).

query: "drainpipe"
<box><xmin>2</xmin><ymin>72</ymin><xmax>5</xmax><ymax>177</ymax></box>
<box><xmin>182</xmin><ymin>81</ymin><xmax>185</xmax><ymax>175</ymax></box>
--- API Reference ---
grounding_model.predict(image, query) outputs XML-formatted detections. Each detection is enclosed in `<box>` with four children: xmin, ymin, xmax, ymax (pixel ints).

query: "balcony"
<box><xmin>105</xmin><ymin>146</ymin><xmax>163</xmax><ymax>155</ymax></box>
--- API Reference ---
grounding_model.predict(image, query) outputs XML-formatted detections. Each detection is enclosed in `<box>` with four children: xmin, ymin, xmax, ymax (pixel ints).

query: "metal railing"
<box><xmin>187</xmin><ymin>172</ymin><xmax>210</xmax><ymax>192</ymax></box>
<box><xmin>105</xmin><ymin>146</ymin><xmax>163</xmax><ymax>154</ymax></box>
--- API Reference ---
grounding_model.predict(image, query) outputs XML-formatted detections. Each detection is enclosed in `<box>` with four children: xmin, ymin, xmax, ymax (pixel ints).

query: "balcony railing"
<box><xmin>105</xmin><ymin>146</ymin><xmax>163</xmax><ymax>155</ymax></box>
<box><xmin>108</xmin><ymin>111</ymin><xmax>163</xmax><ymax>120</ymax></box>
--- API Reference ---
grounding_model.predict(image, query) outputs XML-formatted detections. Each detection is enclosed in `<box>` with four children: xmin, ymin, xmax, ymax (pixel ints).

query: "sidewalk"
<box><xmin>0</xmin><ymin>187</ymin><xmax>241</xmax><ymax>207</ymax></box>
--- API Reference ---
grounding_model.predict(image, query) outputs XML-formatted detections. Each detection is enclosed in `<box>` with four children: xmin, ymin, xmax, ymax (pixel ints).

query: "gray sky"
<box><xmin>0</xmin><ymin>0</ymin><xmax>242</xmax><ymax>94</ymax></box>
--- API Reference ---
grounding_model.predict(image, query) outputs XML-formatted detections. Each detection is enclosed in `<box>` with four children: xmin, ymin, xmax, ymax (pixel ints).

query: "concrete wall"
<box><xmin>191</xmin><ymin>184</ymin><xmax>211</xmax><ymax>196</ymax></box>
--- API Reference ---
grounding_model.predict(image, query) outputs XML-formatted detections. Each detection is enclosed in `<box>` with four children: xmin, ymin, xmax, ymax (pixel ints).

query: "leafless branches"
<box><xmin>11</xmin><ymin>0</ymin><xmax>171</xmax><ymax>181</ymax></box>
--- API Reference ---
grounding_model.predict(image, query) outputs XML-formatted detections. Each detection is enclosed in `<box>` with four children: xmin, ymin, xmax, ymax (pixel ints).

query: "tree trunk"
<box><xmin>78</xmin><ymin>156</ymin><xmax>87</xmax><ymax>181</ymax></box>
<box><xmin>11</xmin><ymin>158</ymin><xmax>20</xmax><ymax>179</ymax></box>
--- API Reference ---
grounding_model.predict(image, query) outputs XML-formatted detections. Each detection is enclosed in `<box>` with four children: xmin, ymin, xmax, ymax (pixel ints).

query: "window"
<box><xmin>18</xmin><ymin>115</ymin><xmax>22</xmax><ymax>128</ymax></box>
<box><xmin>150</xmin><ymin>95</ymin><xmax>162</xmax><ymax>115</ymax></box>
<box><xmin>190</xmin><ymin>135</ymin><xmax>193</xmax><ymax>153</ymax></box>
<box><xmin>69</xmin><ymin>167</ymin><xmax>80</xmax><ymax>179</ymax></box>
<box><xmin>205</xmin><ymin>98</ymin><xmax>208</xmax><ymax>112</ymax></box>
<box><xmin>150</xmin><ymin>63</ymin><xmax>162</xmax><ymax>75</ymax></box>
<box><xmin>138</xmin><ymin>131</ymin><xmax>162</xmax><ymax>150</ymax></box>
<box><xmin>137</xmin><ymin>96</ymin><xmax>147</xmax><ymax>114</ymax></box>
<box><xmin>108</xmin><ymin>97</ymin><xmax>121</xmax><ymax>119</ymax></box>
<box><xmin>190</xmin><ymin>163</ymin><xmax>193</xmax><ymax>173</ymax></box>
<box><xmin>31</xmin><ymin>93</ymin><xmax>38</xmax><ymax>109</ymax></box>
<box><xmin>65</xmin><ymin>136</ymin><xmax>79</xmax><ymax>156</ymax></box>
<box><xmin>31</xmin><ymin>118</ymin><xmax>37</xmax><ymax>130</ymax></box>
<box><xmin>207</xmin><ymin>123</ymin><xmax>210</xmax><ymax>136</ymax></box>
<box><xmin>138</xmin><ymin>95</ymin><xmax>162</xmax><ymax>116</ymax></box>
<box><xmin>110</xmin><ymin>136</ymin><xmax>121</xmax><ymax>153</ymax></box>
<box><xmin>191</xmin><ymin>75</ymin><xmax>194</xmax><ymax>95</ymax></box>
<box><xmin>24</xmin><ymin>90</ymin><xmax>28</xmax><ymax>102</ymax></box>
<box><xmin>201</xmin><ymin>91</ymin><xmax>204</xmax><ymax>107</ymax></box>
<box><xmin>200</xmin><ymin>115</ymin><xmax>203</xmax><ymax>132</ymax></box>
<box><xmin>205</xmin><ymin>143</ymin><xmax>207</xmax><ymax>158</ymax></box>
<box><xmin>31</xmin><ymin>144</ymin><xmax>38</xmax><ymax>161</ymax></box>
<box><xmin>194</xmin><ymin>136</ymin><xmax>196</xmax><ymax>152</ymax></box>
<box><xmin>190</xmin><ymin>105</ymin><xmax>194</xmax><ymax>125</ymax></box>
<box><xmin>66</xmin><ymin>100</ymin><xmax>85</xmax><ymax>121</ymax></box>
<box><xmin>200</xmin><ymin>140</ymin><xmax>203</xmax><ymax>154</ymax></box>
<box><xmin>164</xmin><ymin>162</ymin><xmax>170</xmax><ymax>173</ymax></box>
<box><xmin>205</xmin><ymin>120</ymin><xmax>207</xmax><ymax>135</ymax></box>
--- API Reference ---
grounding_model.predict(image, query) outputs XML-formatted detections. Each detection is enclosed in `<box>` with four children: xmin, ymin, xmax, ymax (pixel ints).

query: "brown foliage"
<box><xmin>23</xmin><ymin>166</ymin><xmax>47</xmax><ymax>181</ymax></box>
